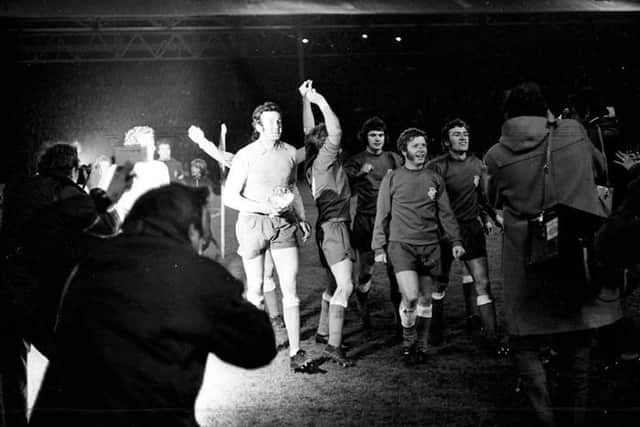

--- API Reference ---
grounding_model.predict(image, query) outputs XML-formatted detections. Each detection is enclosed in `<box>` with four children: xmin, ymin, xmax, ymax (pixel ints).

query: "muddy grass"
<box><xmin>28</xmin><ymin>185</ymin><xmax>640</xmax><ymax>426</ymax></box>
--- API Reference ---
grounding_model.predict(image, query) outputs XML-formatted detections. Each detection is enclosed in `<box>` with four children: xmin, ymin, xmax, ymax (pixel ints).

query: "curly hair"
<box><xmin>190</xmin><ymin>158</ymin><xmax>208</xmax><ymax>176</ymax></box>
<box><xmin>396</xmin><ymin>128</ymin><xmax>428</xmax><ymax>153</ymax></box>
<box><xmin>124</xmin><ymin>126</ymin><xmax>154</xmax><ymax>147</ymax></box>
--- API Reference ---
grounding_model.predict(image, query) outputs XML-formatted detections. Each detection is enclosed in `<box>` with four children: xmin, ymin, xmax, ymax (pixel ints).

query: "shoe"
<box><xmin>402</xmin><ymin>344</ymin><xmax>416</xmax><ymax>366</ymax></box>
<box><xmin>415</xmin><ymin>348</ymin><xmax>430</xmax><ymax>364</ymax></box>
<box><xmin>314</xmin><ymin>334</ymin><xmax>352</xmax><ymax>352</ymax></box>
<box><xmin>322</xmin><ymin>345</ymin><xmax>355</xmax><ymax>367</ymax></box>
<box><xmin>290</xmin><ymin>350</ymin><xmax>320</xmax><ymax>373</ymax></box>
<box><xmin>270</xmin><ymin>315</ymin><xmax>285</xmax><ymax>329</ymax></box>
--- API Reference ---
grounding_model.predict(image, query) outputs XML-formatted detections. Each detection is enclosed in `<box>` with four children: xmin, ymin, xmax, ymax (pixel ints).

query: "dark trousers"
<box><xmin>510</xmin><ymin>329</ymin><xmax>593</xmax><ymax>427</ymax></box>
<box><xmin>0</xmin><ymin>327</ymin><xmax>29</xmax><ymax>427</ymax></box>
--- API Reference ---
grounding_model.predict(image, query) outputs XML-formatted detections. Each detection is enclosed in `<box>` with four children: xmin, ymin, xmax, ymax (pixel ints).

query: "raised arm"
<box><xmin>299</xmin><ymin>80</ymin><xmax>316</xmax><ymax>134</ymax></box>
<box><xmin>188</xmin><ymin>125</ymin><xmax>234</xmax><ymax>168</ymax></box>
<box><xmin>305</xmin><ymin>82</ymin><xmax>342</xmax><ymax>147</ymax></box>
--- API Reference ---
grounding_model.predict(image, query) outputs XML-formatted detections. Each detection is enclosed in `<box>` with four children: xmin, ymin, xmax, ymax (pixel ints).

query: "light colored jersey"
<box><xmin>228</xmin><ymin>140</ymin><xmax>298</xmax><ymax>207</ymax></box>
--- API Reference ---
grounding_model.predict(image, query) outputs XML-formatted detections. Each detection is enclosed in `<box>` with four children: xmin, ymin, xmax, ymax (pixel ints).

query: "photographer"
<box><xmin>1</xmin><ymin>143</ymin><xmax>131</xmax><ymax>425</ymax></box>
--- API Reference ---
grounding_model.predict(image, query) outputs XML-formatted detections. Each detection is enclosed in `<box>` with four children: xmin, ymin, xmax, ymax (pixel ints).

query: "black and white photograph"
<box><xmin>1</xmin><ymin>1</ymin><xmax>639</xmax><ymax>426</ymax></box>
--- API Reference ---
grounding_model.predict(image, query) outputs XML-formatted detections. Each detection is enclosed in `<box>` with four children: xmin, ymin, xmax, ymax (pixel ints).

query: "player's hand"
<box><xmin>188</xmin><ymin>125</ymin><xmax>206</xmax><ymax>145</ymax></box>
<box><xmin>452</xmin><ymin>245</ymin><xmax>466</xmax><ymax>260</ymax></box>
<box><xmin>484</xmin><ymin>221</ymin><xmax>494</xmax><ymax>235</ymax></box>
<box><xmin>259</xmin><ymin>201</ymin><xmax>287</xmax><ymax>216</ymax></box>
<box><xmin>360</xmin><ymin>163</ymin><xmax>374</xmax><ymax>175</ymax></box>
<box><xmin>305</xmin><ymin>84</ymin><xmax>326</xmax><ymax>105</ymax></box>
<box><xmin>614</xmin><ymin>150</ymin><xmax>640</xmax><ymax>170</ymax></box>
<box><xmin>298</xmin><ymin>220</ymin><xmax>312</xmax><ymax>243</ymax></box>
<box><xmin>298</xmin><ymin>79</ymin><xmax>312</xmax><ymax>98</ymax></box>
<box><xmin>374</xmin><ymin>251</ymin><xmax>387</xmax><ymax>264</ymax></box>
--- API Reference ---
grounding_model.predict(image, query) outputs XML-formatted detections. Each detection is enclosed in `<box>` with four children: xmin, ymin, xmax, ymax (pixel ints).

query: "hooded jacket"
<box><xmin>484</xmin><ymin>116</ymin><xmax>621</xmax><ymax>336</ymax></box>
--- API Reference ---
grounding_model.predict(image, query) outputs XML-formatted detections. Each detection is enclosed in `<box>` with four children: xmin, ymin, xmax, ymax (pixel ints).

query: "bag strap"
<box><xmin>539</xmin><ymin>122</ymin><xmax>557</xmax><ymax>212</ymax></box>
<box><xmin>596</xmin><ymin>124</ymin><xmax>611</xmax><ymax>186</ymax></box>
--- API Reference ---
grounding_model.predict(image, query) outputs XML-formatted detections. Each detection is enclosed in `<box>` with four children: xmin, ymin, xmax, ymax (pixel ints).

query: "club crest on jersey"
<box><xmin>427</xmin><ymin>187</ymin><xmax>437</xmax><ymax>201</ymax></box>
<box><xmin>473</xmin><ymin>175</ymin><xmax>480</xmax><ymax>187</ymax></box>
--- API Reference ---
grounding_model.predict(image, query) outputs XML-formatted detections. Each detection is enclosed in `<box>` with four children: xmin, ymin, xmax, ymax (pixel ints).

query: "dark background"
<box><xmin>1</xmin><ymin>11</ymin><xmax>638</xmax><ymax>181</ymax></box>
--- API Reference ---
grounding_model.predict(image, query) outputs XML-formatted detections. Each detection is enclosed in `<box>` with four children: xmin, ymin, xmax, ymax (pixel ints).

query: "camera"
<box><xmin>77</xmin><ymin>164</ymin><xmax>92</xmax><ymax>187</ymax></box>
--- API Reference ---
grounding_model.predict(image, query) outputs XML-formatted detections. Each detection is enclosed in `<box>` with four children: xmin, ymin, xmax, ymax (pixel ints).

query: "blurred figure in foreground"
<box><xmin>0</xmin><ymin>143</ymin><xmax>130</xmax><ymax>426</ymax></box>
<box><xmin>30</xmin><ymin>183</ymin><xmax>276</xmax><ymax>427</ymax></box>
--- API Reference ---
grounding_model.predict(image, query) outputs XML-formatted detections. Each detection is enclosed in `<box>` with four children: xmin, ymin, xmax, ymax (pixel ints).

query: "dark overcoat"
<box><xmin>484</xmin><ymin>116</ymin><xmax>622</xmax><ymax>336</ymax></box>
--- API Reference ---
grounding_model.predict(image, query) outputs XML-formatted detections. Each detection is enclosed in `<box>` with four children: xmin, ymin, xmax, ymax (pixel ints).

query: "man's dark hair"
<box><xmin>122</xmin><ymin>183</ymin><xmax>210</xmax><ymax>243</ymax></box>
<box><xmin>358</xmin><ymin>116</ymin><xmax>387</xmax><ymax>146</ymax></box>
<box><xmin>441</xmin><ymin>118</ymin><xmax>470</xmax><ymax>145</ymax></box>
<box><xmin>37</xmin><ymin>143</ymin><xmax>79</xmax><ymax>179</ymax></box>
<box><xmin>397</xmin><ymin>128</ymin><xmax>428</xmax><ymax>153</ymax></box>
<box><xmin>251</xmin><ymin>101</ymin><xmax>282</xmax><ymax>141</ymax></box>
<box><xmin>503</xmin><ymin>82</ymin><xmax>548</xmax><ymax>119</ymax></box>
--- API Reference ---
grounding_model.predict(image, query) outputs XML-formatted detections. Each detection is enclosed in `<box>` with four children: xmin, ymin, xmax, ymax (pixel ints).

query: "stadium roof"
<box><xmin>2</xmin><ymin>0</ymin><xmax>639</xmax><ymax>18</ymax></box>
<box><xmin>2</xmin><ymin>1</ymin><xmax>638</xmax><ymax>63</ymax></box>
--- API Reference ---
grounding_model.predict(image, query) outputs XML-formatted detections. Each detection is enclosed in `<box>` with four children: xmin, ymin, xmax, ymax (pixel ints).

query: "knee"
<box><xmin>474</xmin><ymin>277</ymin><xmax>490</xmax><ymax>297</ymax></box>
<box><xmin>399</xmin><ymin>303</ymin><xmax>417</xmax><ymax>327</ymax></box>
<box><xmin>356</xmin><ymin>275</ymin><xmax>371</xmax><ymax>293</ymax></box>
<box><xmin>403</xmin><ymin>296</ymin><xmax>418</xmax><ymax>309</ymax></box>
<box><xmin>330</xmin><ymin>281</ymin><xmax>354</xmax><ymax>308</ymax></box>
<box><xmin>263</xmin><ymin>276</ymin><xmax>277</xmax><ymax>293</ymax></box>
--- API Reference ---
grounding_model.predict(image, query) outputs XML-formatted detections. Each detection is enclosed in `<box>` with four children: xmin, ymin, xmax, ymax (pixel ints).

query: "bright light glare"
<box><xmin>394</xmin><ymin>36</ymin><xmax>402</xmax><ymax>42</ymax></box>
<box><xmin>361</xmin><ymin>33</ymin><xmax>368</xmax><ymax>39</ymax></box>
<box><xmin>301</xmin><ymin>37</ymin><xmax>309</xmax><ymax>44</ymax></box>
